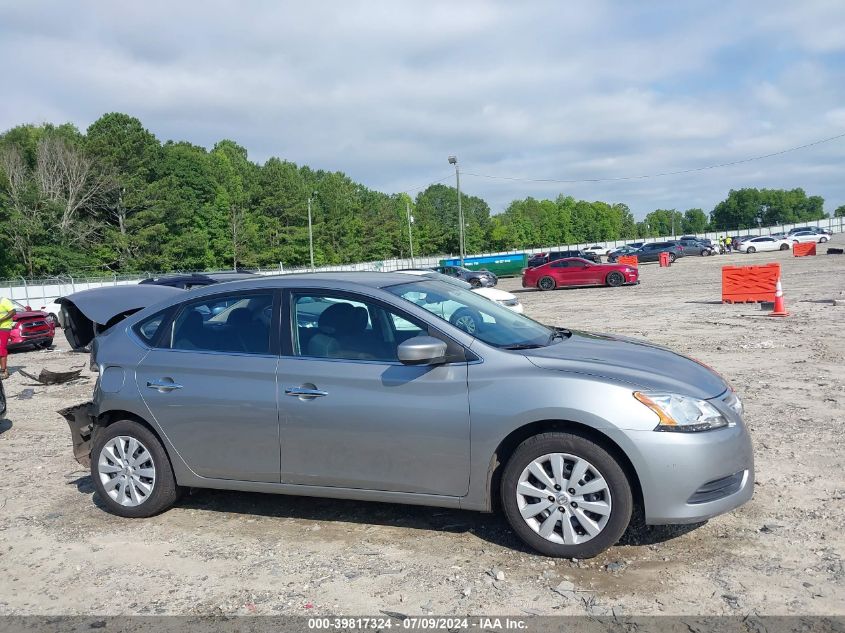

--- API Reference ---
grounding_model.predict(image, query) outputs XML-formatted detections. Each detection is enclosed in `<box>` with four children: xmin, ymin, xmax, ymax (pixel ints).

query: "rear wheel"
<box><xmin>668</xmin><ymin>252</ymin><xmax>676</xmax><ymax>263</ymax></box>
<box><xmin>449</xmin><ymin>307</ymin><xmax>482</xmax><ymax>335</ymax></box>
<box><xmin>501</xmin><ymin>432</ymin><xmax>633</xmax><ymax>558</ymax></box>
<box><xmin>538</xmin><ymin>276</ymin><xmax>556</xmax><ymax>291</ymax></box>
<box><xmin>90</xmin><ymin>419</ymin><xmax>180</xmax><ymax>518</ymax></box>
<box><xmin>820</xmin><ymin>236</ymin><xmax>828</xmax><ymax>243</ymax></box>
<box><xmin>606</xmin><ymin>271</ymin><xmax>624</xmax><ymax>287</ymax></box>
<box><xmin>746</xmin><ymin>246</ymin><xmax>756</xmax><ymax>253</ymax></box>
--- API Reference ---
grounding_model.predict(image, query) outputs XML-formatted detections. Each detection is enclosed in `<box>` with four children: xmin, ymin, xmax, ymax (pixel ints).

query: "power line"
<box><xmin>461</xmin><ymin>131</ymin><xmax>845</xmax><ymax>185</ymax></box>
<box><xmin>398</xmin><ymin>173</ymin><xmax>454</xmax><ymax>195</ymax></box>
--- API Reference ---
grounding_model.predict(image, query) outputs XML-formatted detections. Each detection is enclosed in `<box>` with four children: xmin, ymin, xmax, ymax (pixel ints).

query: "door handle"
<box><xmin>285</xmin><ymin>386</ymin><xmax>328</xmax><ymax>398</ymax></box>
<box><xmin>146</xmin><ymin>379</ymin><xmax>183</xmax><ymax>392</ymax></box>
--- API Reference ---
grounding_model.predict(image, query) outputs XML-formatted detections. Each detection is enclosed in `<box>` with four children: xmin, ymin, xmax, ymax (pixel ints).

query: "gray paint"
<box><xmin>80</xmin><ymin>272</ymin><xmax>754</xmax><ymax>525</ymax></box>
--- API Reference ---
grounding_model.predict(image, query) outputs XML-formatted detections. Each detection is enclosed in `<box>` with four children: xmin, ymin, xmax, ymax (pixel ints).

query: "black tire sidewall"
<box><xmin>90</xmin><ymin>419</ymin><xmax>179</xmax><ymax>518</ymax></box>
<box><xmin>668</xmin><ymin>253</ymin><xmax>676</xmax><ymax>263</ymax></box>
<box><xmin>500</xmin><ymin>432</ymin><xmax>633</xmax><ymax>558</ymax></box>
<box><xmin>449</xmin><ymin>307</ymin><xmax>481</xmax><ymax>334</ymax></box>
<box><xmin>747</xmin><ymin>247</ymin><xmax>755</xmax><ymax>253</ymax></box>
<box><xmin>538</xmin><ymin>276</ymin><xmax>555</xmax><ymax>291</ymax></box>
<box><xmin>606</xmin><ymin>272</ymin><xmax>623</xmax><ymax>287</ymax></box>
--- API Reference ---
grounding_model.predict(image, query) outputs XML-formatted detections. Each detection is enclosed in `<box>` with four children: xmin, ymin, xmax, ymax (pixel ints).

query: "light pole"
<box><xmin>307</xmin><ymin>191</ymin><xmax>317</xmax><ymax>271</ymax></box>
<box><xmin>448</xmin><ymin>155</ymin><xmax>465</xmax><ymax>266</ymax></box>
<box><xmin>406</xmin><ymin>200</ymin><xmax>415</xmax><ymax>267</ymax></box>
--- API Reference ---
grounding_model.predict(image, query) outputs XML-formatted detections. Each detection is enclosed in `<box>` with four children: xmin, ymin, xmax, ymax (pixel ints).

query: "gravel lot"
<box><xmin>1</xmin><ymin>238</ymin><xmax>843</xmax><ymax>617</ymax></box>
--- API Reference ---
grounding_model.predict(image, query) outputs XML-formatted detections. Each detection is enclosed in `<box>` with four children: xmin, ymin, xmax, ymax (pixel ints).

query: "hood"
<box><xmin>12</xmin><ymin>309</ymin><xmax>49</xmax><ymax>320</ymax></box>
<box><xmin>57</xmin><ymin>285</ymin><xmax>183</xmax><ymax>350</ymax></box>
<box><xmin>523</xmin><ymin>330</ymin><xmax>727</xmax><ymax>400</ymax></box>
<box><xmin>472</xmin><ymin>287</ymin><xmax>516</xmax><ymax>301</ymax></box>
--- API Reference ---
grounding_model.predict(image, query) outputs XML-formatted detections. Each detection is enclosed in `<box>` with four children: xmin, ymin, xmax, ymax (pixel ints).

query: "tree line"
<box><xmin>0</xmin><ymin>113</ymin><xmax>841</xmax><ymax>278</ymax></box>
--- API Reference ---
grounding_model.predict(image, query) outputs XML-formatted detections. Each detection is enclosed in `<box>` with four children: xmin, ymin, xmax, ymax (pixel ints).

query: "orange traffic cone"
<box><xmin>770</xmin><ymin>278</ymin><xmax>789</xmax><ymax>317</ymax></box>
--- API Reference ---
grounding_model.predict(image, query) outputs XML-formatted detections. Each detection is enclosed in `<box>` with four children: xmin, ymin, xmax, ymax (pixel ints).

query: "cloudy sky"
<box><xmin>1</xmin><ymin>1</ymin><xmax>844</xmax><ymax>217</ymax></box>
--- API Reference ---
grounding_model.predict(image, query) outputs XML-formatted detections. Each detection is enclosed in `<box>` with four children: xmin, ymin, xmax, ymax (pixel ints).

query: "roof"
<box><xmin>203</xmin><ymin>270</ymin><xmax>424</xmax><ymax>290</ymax></box>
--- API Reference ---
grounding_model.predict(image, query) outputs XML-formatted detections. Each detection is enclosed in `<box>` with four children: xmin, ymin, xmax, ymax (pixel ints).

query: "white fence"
<box><xmin>2</xmin><ymin>216</ymin><xmax>842</xmax><ymax>309</ymax></box>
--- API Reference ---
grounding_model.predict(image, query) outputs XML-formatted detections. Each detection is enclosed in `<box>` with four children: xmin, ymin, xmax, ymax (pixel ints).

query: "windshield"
<box><xmin>386</xmin><ymin>280</ymin><xmax>554</xmax><ymax>349</ymax></box>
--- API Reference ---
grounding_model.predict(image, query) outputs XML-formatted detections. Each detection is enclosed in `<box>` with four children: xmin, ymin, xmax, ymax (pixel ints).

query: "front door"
<box><xmin>278</xmin><ymin>290</ymin><xmax>471</xmax><ymax>496</ymax></box>
<box><xmin>136</xmin><ymin>290</ymin><xmax>281</xmax><ymax>482</ymax></box>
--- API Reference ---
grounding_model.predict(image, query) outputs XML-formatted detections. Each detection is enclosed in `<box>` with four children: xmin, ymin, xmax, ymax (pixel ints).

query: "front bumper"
<box><xmin>609</xmin><ymin>420</ymin><xmax>754</xmax><ymax>525</ymax></box>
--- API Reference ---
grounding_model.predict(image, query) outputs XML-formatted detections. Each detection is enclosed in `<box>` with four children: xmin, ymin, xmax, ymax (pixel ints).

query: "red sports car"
<box><xmin>6</xmin><ymin>300</ymin><xmax>56</xmax><ymax>351</ymax></box>
<box><xmin>522</xmin><ymin>257</ymin><xmax>639</xmax><ymax>290</ymax></box>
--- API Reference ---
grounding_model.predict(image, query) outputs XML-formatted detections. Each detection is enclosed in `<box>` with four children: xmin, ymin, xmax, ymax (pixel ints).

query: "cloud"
<box><xmin>1</xmin><ymin>0</ymin><xmax>844</xmax><ymax>217</ymax></box>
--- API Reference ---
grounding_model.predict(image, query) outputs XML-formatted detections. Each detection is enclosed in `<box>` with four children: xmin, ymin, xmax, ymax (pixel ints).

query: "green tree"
<box><xmin>681</xmin><ymin>208</ymin><xmax>708</xmax><ymax>234</ymax></box>
<box><xmin>834</xmin><ymin>205</ymin><xmax>845</xmax><ymax>218</ymax></box>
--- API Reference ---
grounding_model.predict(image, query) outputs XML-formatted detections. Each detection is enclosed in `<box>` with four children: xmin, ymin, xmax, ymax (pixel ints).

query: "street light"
<box><xmin>307</xmin><ymin>191</ymin><xmax>318</xmax><ymax>271</ymax></box>
<box><xmin>448</xmin><ymin>155</ymin><xmax>465</xmax><ymax>266</ymax></box>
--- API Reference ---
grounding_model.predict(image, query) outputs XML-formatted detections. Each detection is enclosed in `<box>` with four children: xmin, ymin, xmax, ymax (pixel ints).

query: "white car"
<box><xmin>791</xmin><ymin>231</ymin><xmax>830</xmax><ymax>244</ymax></box>
<box><xmin>583</xmin><ymin>245</ymin><xmax>611</xmax><ymax>258</ymax></box>
<box><xmin>396</xmin><ymin>269</ymin><xmax>523</xmax><ymax>313</ymax></box>
<box><xmin>738</xmin><ymin>236</ymin><xmax>792</xmax><ymax>253</ymax></box>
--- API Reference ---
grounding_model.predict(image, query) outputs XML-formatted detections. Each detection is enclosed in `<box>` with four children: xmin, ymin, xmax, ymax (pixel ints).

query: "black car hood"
<box><xmin>57</xmin><ymin>285</ymin><xmax>182</xmax><ymax>350</ymax></box>
<box><xmin>523</xmin><ymin>330</ymin><xmax>727</xmax><ymax>400</ymax></box>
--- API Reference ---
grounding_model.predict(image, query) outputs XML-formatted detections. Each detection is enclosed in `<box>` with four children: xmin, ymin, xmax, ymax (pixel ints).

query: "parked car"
<box><xmin>527</xmin><ymin>250</ymin><xmax>601</xmax><ymax>267</ymax></box>
<box><xmin>790</xmin><ymin>231</ymin><xmax>830</xmax><ymax>244</ymax></box>
<box><xmin>59</xmin><ymin>272</ymin><xmax>752</xmax><ymax>558</ymax></box>
<box><xmin>522</xmin><ymin>258</ymin><xmax>639</xmax><ymax>290</ymax></box>
<box><xmin>139</xmin><ymin>271</ymin><xmax>256</xmax><ymax>289</ymax></box>
<box><xmin>737</xmin><ymin>236</ymin><xmax>792</xmax><ymax>253</ymax></box>
<box><xmin>631</xmin><ymin>242</ymin><xmax>685</xmax><ymax>263</ymax></box>
<box><xmin>397</xmin><ymin>269</ymin><xmax>523</xmax><ymax>314</ymax></box>
<box><xmin>606</xmin><ymin>245</ymin><xmax>641</xmax><ymax>261</ymax></box>
<box><xmin>788</xmin><ymin>226</ymin><xmax>832</xmax><ymax>236</ymax></box>
<box><xmin>430</xmin><ymin>265</ymin><xmax>497</xmax><ymax>288</ymax></box>
<box><xmin>4</xmin><ymin>300</ymin><xmax>56</xmax><ymax>351</ymax></box>
<box><xmin>582</xmin><ymin>245</ymin><xmax>611</xmax><ymax>258</ymax></box>
<box><xmin>676</xmin><ymin>239</ymin><xmax>714</xmax><ymax>256</ymax></box>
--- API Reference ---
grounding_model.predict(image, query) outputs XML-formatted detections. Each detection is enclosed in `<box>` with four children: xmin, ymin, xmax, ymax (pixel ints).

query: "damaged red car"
<box><xmin>5</xmin><ymin>300</ymin><xmax>55</xmax><ymax>351</ymax></box>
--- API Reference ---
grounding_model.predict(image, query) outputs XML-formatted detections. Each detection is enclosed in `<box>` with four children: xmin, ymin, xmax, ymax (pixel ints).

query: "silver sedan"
<box><xmin>59</xmin><ymin>273</ymin><xmax>753</xmax><ymax>558</ymax></box>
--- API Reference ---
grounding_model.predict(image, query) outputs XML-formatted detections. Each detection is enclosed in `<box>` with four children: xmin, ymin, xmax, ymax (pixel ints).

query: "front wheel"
<box><xmin>820</xmin><ymin>236</ymin><xmax>828</xmax><ymax>243</ymax></box>
<box><xmin>90</xmin><ymin>419</ymin><xmax>180</xmax><ymax>518</ymax></box>
<box><xmin>668</xmin><ymin>252</ymin><xmax>676</xmax><ymax>263</ymax></box>
<box><xmin>501</xmin><ymin>432</ymin><xmax>633</xmax><ymax>558</ymax></box>
<box><xmin>746</xmin><ymin>246</ymin><xmax>756</xmax><ymax>253</ymax></box>
<box><xmin>606</xmin><ymin>271</ymin><xmax>624</xmax><ymax>287</ymax></box>
<box><xmin>779</xmin><ymin>244</ymin><xmax>789</xmax><ymax>251</ymax></box>
<box><xmin>701</xmin><ymin>249</ymin><xmax>711</xmax><ymax>256</ymax></box>
<box><xmin>537</xmin><ymin>276</ymin><xmax>556</xmax><ymax>291</ymax></box>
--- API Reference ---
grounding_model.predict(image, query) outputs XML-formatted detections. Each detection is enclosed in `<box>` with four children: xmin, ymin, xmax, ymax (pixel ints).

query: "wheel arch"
<box><xmin>92</xmin><ymin>409</ymin><xmax>181</xmax><ymax>477</ymax></box>
<box><xmin>485</xmin><ymin>419</ymin><xmax>643</xmax><ymax>514</ymax></box>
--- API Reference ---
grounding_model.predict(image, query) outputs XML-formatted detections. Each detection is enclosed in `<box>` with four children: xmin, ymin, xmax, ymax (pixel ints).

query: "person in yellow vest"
<box><xmin>0</xmin><ymin>296</ymin><xmax>15</xmax><ymax>379</ymax></box>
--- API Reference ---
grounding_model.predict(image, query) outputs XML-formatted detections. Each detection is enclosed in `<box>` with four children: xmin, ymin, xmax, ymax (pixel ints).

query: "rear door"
<box><xmin>277</xmin><ymin>289</ymin><xmax>471</xmax><ymax>496</ymax></box>
<box><xmin>135</xmin><ymin>290</ymin><xmax>281</xmax><ymax>482</ymax></box>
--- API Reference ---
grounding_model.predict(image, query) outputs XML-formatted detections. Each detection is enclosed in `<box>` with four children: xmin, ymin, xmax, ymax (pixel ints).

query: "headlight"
<box><xmin>634</xmin><ymin>392</ymin><xmax>729</xmax><ymax>432</ymax></box>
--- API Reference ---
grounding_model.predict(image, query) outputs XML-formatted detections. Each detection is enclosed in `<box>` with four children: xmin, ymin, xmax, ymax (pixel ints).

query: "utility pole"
<box><xmin>448</xmin><ymin>155</ymin><xmax>465</xmax><ymax>265</ymax></box>
<box><xmin>307</xmin><ymin>192</ymin><xmax>316</xmax><ymax>272</ymax></box>
<box><xmin>406</xmin><ymin>200</ymin><xmax>415</xmax><ymax>267</ymax></box>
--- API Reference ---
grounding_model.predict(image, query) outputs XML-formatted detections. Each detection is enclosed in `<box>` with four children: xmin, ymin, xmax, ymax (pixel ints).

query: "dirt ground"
<box><xmin>1</xmin><ymin>238</ymin><xmax>843</xmax><ymax>617</ymax></box>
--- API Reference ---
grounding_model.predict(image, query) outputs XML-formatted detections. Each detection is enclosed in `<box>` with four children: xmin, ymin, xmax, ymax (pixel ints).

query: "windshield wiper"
<box><xmin>502</xmin><ymin>342</ymin><xmax>545</xmax><ymax>350</ymax></box>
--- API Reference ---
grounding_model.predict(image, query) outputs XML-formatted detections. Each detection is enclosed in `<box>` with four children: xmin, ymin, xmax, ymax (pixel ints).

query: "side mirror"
<box><xmin>397</xmin><ymin>336</ymin><xmax>448</xmax><ymax>366</ymax></box>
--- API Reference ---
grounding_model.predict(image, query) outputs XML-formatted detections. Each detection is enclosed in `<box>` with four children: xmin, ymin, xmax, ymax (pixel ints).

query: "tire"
<box><xmin>90</xmin><ymin>419</ymin><xmax>180</xmax><ymax>518</ymax></box>
<box><xmin>668</xmin><ymin>252</ymin><xmax>676</xmax><ymax>263</ymax></box>
<box><xmin>38</xmin><ymin>338</ymin><xmax>53</xmax><ymax>349</ymax></box>
<box><xmin>779</xmin><ymin>244</ymin><xmax>789</xmax><ymax>251</ymax></box>
<box><xmin>746</xmin><ymin>246</ymin><xmax>756</xmax><ymax>254</ymax></box>
<box><xmin>820</xmin><ymin>236</ymin><xmax>828</xmax><ymax>243</ymax></box>
<box><xmin>501</xmin><ymin>432</ymin><xmax>633</xmax><ymax>558</ymax></box>
<box><xmin>701</xmin><ymin>249</ymin><xmax>711</xmax><ymax>256</ymax></box>
<box><xmin>606</xmin><ymin>271</ymin><xmax>624</xmax><ymax>287</ymax></box>
<box><xmin>48</xmin><ymin>312</ymin><xmax>59</xmax><ymax>327</ymax></box>
<box><xmin>538</xmin><ymin>276</ymin><xmax>556</xmax><ymax>291</ymax></box>
<box><xmin>449</xmin><ymin>307</ymin><xmax>482</xmax><ymax>335</ymax></box>
<box><xmin>469</xmin><ymin>278</ymin><xmax>482</xmax><ymax>288</ymax></box>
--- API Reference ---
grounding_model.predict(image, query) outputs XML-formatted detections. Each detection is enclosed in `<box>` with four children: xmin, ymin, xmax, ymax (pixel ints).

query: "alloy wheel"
<box><xmin>454</xmin><ymin>314</ymin><xmax>477</xmax><ymax>334</ymax></box>
<box><xmin>98</xmin><ymin>435</ymin><xmax>157</xmax><ymax>507</ymax></box>
<box><xmin>515</xmin><ymin>452</ymin><xmax>612</xmax><ymax>545</ymax></box>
